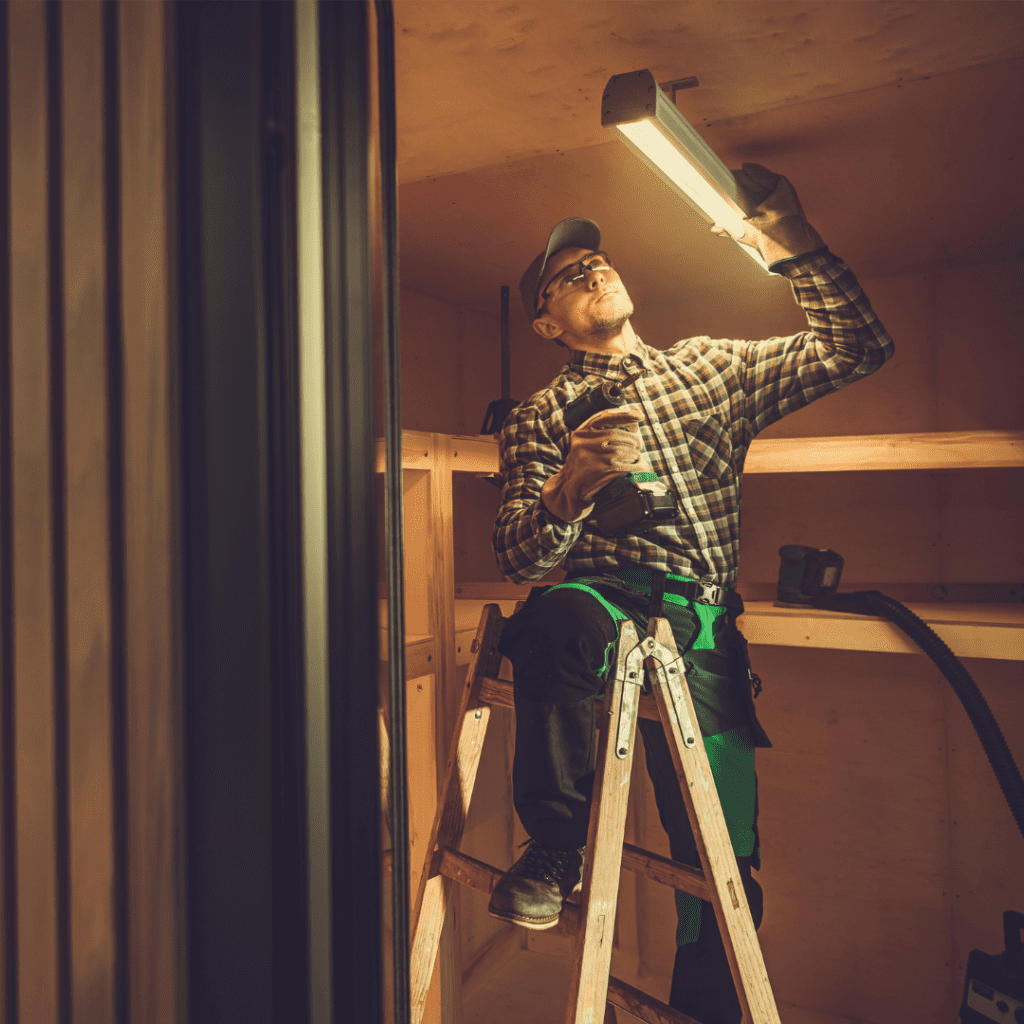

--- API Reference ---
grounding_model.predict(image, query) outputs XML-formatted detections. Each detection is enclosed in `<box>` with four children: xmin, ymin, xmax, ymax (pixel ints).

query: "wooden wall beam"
<box><xmin>9</xmin><ymin>3</ymin><xmax>60</xmax><ymax>1020</ymax></box>
<box><xmin>61</xmin><ymin>3</ymin><xmax>116</xmax><ymax>1020</ymax></box>
<box><xmin>4</xmin><ymin>3</ymin><xmax>183</xmax><ymax>1021</ymax></box>
<box><xmin>118</xmin><ymin>2</ymin><xmax>183</xmax><ymax>1022</ymax></box>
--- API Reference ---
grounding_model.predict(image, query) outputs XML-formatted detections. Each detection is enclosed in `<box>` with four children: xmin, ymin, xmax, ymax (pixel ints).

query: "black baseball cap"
<box><xmin>519</xmin><ymin>217</ymin><xmax>602</xmax><ymax>321</ymax></box>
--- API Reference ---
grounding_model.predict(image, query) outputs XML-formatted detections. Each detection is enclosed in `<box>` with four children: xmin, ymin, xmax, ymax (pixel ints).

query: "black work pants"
<box><xmin>498</xmin><ymin>583</ymin><xmax>764</xmax><ymax>1024</ymax></box>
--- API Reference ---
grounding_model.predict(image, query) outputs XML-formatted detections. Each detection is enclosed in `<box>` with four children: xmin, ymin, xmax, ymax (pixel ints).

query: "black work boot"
<box><xmin>487</xmin><ymin>840</ymin><xmax>585</xmax><ymax>930</ymax></box>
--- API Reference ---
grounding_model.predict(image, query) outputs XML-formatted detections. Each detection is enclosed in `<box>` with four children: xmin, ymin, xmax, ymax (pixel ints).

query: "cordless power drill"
<box><xmin>563</xmin><ymin>381</ymin><xmax>681</xmax><ymax>537</ymax></box>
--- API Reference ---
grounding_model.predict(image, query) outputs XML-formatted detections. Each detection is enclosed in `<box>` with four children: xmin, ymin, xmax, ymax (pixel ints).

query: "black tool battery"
<box><xmin>775</xmin><ymin>545</ymin><xmax>845</xmax><ymax>606</ymax></box>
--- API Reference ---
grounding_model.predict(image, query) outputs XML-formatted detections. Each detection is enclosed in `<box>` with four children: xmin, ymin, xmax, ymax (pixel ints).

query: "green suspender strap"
<box><xmin>540</xmin><ymin>582</ymin><xmax>632</xmax><ymax>680</ymax></box>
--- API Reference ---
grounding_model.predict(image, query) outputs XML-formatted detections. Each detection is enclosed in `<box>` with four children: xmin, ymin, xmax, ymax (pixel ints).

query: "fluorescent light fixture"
<box><xmin>602</xmin><ymin>70</ymin><xmax>769</xmax><ymax>272</ymax></box>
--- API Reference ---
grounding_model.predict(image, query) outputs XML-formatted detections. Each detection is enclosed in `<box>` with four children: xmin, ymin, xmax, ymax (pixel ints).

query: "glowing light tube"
<box><xmin>602</xmin><ymin>71</ymin><xmax>770</xmax><ymax>272</ymax></box>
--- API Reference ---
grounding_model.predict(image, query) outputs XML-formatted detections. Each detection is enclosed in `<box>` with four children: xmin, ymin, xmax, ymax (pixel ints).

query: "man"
<box><xmin>487</xmin><ymin>163</ymin><xmax>895</xmax><ymax>1023</ymax></box>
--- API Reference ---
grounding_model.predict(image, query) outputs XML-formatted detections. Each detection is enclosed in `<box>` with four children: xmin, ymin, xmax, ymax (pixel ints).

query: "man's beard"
<box><xmin>586</xmin><ymin>301</ymin><xmax>634</xmax><ymax>341</ymax></box>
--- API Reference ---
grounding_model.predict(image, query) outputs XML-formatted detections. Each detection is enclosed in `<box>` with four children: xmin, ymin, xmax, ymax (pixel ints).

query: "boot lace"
<box><xmin>508</xmin><ymin>839</ymin><xmax>583</xmax><ymax>887</ymax></box>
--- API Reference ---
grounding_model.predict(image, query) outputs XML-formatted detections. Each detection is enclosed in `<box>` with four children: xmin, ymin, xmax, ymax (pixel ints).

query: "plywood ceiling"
<box><xmin>393</xmin><ymin>1</ymin><xmax>1024</xmax><ymax>313</ymax></box>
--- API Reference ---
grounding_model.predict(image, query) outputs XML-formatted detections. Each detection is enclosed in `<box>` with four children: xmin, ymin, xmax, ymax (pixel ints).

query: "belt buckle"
<box><xmin>696</xmin><ymin>575</ymin><xmax>722</xmax><ymax>606</ymax></box>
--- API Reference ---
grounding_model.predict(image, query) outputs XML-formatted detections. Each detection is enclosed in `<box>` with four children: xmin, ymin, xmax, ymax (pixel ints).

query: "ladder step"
<box><xmin>477</xmin><ymin>676</ymin><xmax>662</xmax><ymax>722</ymax></box>
<box><xmin>438</xmin><ymin>848</ymin><xmax>503</xmax><ymax>895</ymax></box>
<box><xmin>435</xmin><ymin>844</ymin><xmax>708</xmax><ymax>904</ymax></box>
<box><xmin>438</xmin><ymin>848</ymin><xmax>583</xmax><ymax>936</ymax></box>
<box><xmin>420</xmin><ymin>856</ymin><xmax>701</xmax><ymax>1017</ymax></box>
<box><xmin>620</xmin><ymin>843</ymin><xmax>709</xmax><ymax>901</ymax></box>
<box><xmin>432</xmin><ymin>852</ymin><xmax>699</xmax><ymax>1022</ymax></box>
<box><xmin>476</xmin><ymin>675</ymin><xmax>515</xmax><ymax>711</ymax></box>
<box><xmin>607</xmin><ymin>974</ymin><xmax>699</xmax><ymax>1024</ymax></box>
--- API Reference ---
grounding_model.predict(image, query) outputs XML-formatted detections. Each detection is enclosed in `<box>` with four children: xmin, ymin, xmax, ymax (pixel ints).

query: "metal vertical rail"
<box><xmin>319</xmin><ymin>3</ymin><xmax>383</xmax><ymax>1022</ymax></box>
<box><xmin>294</xmin><ymin>2</ymin><xmax>332</xmax><ymax>1021</ymax></box>
<box><xmin>259</xmin><ymin>6</ymin><xmax>311</xmax><ymax>1019</ymax></box>
<box><xmin>374</xmin><ymin>3</ymin><xmax>410</xmax><ymax>1022</ymax></box>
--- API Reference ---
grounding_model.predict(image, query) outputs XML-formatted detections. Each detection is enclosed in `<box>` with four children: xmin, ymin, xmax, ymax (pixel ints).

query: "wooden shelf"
<box><xmin>378</xmin><ymin>429</ymin><xmax>1024</xmax><ymax>475</ymax></box>
<box><xmin>743</xmin><ymin>429</ymin><xmax>1024</xmax><ymax>473</ymax></box>
<box><xmin>375</xmin><ymin>432</ymin><xmax>499</xmax><ymax>474</ymax></box>
<box><xmin>448</xmin><ymin>597</ymin><xmax>1023</xmax><ymax>662</ymax></box>
<box><xmin>738</xmin><ymin>601</ymin><xmax>1023</xmax><ymax>661</ymax></box>
<box><xmin>378</xmin><ymin>427</ymin><xmax>1023</xmax><ymax>683</ymax></box>
<box><xmin>378</xmin><ymin>630</ymin><xmax>435</xmax><ymax>678</ymax></box>
<box><xmin>378</xmin><ymin>616</ymin><xmax>503</xmax><ymax>679</ymax></box>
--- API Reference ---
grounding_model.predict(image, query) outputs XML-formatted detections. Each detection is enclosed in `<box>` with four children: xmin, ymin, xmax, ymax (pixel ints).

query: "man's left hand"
<box><xmin>710</xmin><ymin>162</ymin><xmax>827</xmax><ymax>268</ymax></box>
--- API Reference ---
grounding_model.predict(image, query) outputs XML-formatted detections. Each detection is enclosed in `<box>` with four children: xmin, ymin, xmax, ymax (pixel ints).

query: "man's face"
<box><xmin>533</xmin><ymin>246</ymin><xmax>634</xmax><ymax>345</ymax></box>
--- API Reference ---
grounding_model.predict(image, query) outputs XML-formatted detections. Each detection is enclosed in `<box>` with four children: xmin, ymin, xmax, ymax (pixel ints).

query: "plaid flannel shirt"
<box><xmin>493</xmin><ymin>249</ymin><xmax>895</xmax><ymax>588</ymax></box>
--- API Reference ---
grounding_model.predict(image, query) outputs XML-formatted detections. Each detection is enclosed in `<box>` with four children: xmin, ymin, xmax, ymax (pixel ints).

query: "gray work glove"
<box><xmin>541</xmin><ymin>407</ymin><xmax>650</xmax><ymax>524</ymax></box>
<box><xmin>711</xmin><ymin>162</ymin><xmax>827</xmax><ymax>268</ymax></box>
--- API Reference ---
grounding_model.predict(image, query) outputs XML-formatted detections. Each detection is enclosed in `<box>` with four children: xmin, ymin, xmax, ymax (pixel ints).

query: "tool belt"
<box><xmin>563</xmin><ymin>566</ymin><xmax>744</xmax><ymax>620</ymax></box>
<box><xmin>659</xmin><ymin>575</ymin><xmax>744</xmax><ymax>611</ymax></box>
<box><xmin>620</xmin><ymin>566</ymin><xmax>744</xmax><ymax>616</ymax></box>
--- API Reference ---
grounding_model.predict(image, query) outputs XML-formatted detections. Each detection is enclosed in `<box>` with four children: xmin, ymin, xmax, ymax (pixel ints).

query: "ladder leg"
<box><xmin>565</xmin><ymin>621</ymin><xmax>643</xmax><ymax>1024</ymax></box>
<box><xmin>646</xmin><ymin>617</ymin><xmax>780</xmax><ymax>1024</ymax></box>
<box><xmin>409</xmin><ymin>604</ymin><xmax>504</xmax><ymax>1024</ymax></box>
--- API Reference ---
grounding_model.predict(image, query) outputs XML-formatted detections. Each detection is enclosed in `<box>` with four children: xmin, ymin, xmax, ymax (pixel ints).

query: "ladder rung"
<box><xmin>434</xmin><ymin>843</ymin><xmax>708</xmax><ymax>906</ymax></box>
<box><xmin>477</xmin><ymin>676</ymin><xmax>661</xmax><ymax>722</ymax></box>
<box><xmin>438</xmin><ymin>848</ymin><xmax>503</xmax><ymax>896</ymax></box>
<box><xmin>620</xmin><ymin>842</ymin><xmax>709</xmax><ymax>901</ymax></box>
<box><xmin>607</xmin><ymin>974</ymin><xmax>699</xmax><ymax>1024</ymax></box>
<box><xmin>476</xmin><ymin>675</ymin><xmax>515</xmax><ymax>710</ymax></box>
<box><xmin>439</xmin><ymin>848</ymin><xmax>583</xmax><ymax>936</ymax></box>
<box><xmin>543</xmin><ymin>895</ymin><xmax>581</xmax><ymax>938</ymax></box>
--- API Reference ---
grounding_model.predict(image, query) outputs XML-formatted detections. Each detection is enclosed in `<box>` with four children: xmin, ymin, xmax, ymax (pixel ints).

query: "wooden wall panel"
<box><xmin>750</xmin><ymin>644</ymin><xmax>955</xmax><ymax>1023</ymax></box>
<box><xmin>3</xmin><ymin>2</ymin><xmax>181</xmax><ymax>1021</ymax></box>
<box><xmin>8</xmin><ymin>3</ymin><xmax>60</xmax><ymax>1021</ymax></box>
<box><xmin>400</xmin><ymin>289</ymin><xmax>465</xmax><ymax>435</ymax></box>
<box><xmin>454</xmin><ymin>303</ymin><xmax>506</xmax><ymax>438</ymax></box>
<box><xmin>452</xmin><ymin>475</ymin><xmax>504</xmax><ymax>586</ymax></box>
<box><xmin>936</xmin><ymin>259</ymin><xmax>1024</xmax><ymax>432</ymax></box>
<box><xmin>62</xmin><ymin>5</ymin><xmax>116</xmax><ymax>1021</ymax></box>
<box><xmin>940</xmin><ymin>469</ymin><xmax>1024</xmax><ymax>585</ymax></box>
<box><xmin>737</xmin><ymin>469</ymin><xmax>944</xmax><ymax>588</ymax></box>
<box><xmin>118</xmin><ymin>3</ymin><xmax>183</xmax><ymax>1022</ymax></box>
<box><xmin>398</xmin><ymin>289</ymin><xmax>564</xmax><ymax>438</ymax></box>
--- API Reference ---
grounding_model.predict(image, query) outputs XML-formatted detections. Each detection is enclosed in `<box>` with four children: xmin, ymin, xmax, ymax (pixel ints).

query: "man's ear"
<box><xmin>532</xmin><ymin>315</ymin><xmax>563</xmax><ymax>341</ymax></box>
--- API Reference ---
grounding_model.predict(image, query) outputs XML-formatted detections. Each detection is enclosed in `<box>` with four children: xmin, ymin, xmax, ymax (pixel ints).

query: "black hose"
<box><xmin>829</xmin><ymin>590</ymin><xmax>1024</xmax><ymax>842</ymax></box>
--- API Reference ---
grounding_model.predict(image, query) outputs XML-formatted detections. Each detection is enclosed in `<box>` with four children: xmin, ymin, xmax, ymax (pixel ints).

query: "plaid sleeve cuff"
<box><xmin>769</xmin><ymin>246</ymin><xmax>833</xmax><ymax>277</ymax></box>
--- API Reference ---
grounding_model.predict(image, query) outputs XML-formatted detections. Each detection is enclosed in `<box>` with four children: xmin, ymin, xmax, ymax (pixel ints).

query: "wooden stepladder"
<box><xmin>409</xmin><ymin>603</ymin><xmax>781</xmax><ymax>1024</ymax></box>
